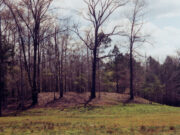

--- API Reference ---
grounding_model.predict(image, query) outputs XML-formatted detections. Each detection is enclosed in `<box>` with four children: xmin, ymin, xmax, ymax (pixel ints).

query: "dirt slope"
<box><xmin>38</xmin><ymin>92</ymin><xmax>150</xmax><ymax>108</ymax></box>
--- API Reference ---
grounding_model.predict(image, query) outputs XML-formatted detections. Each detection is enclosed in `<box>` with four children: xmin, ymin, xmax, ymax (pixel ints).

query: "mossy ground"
<box><xmin>0</xmin><ymin>104</ymin><xmax>180</xmax><ymax>135</ymax></box>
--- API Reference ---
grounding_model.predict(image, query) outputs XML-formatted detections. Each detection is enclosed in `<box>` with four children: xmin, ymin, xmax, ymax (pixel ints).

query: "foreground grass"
<box><xmin>0</xmin><ymin>104</ymin><xmax>180</xmax><ymax>135</ymax></box>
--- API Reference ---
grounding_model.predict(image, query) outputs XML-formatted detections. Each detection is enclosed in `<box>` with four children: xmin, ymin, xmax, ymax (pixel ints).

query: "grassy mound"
<box><xmin>0</xmin><ymin>104</ymin><xmax>180</xmax><ymax>135</ymax></box>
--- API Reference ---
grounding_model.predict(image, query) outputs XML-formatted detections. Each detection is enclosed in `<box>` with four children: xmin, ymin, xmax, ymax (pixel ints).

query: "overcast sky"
<box><xmin>52</xmin><ymin>0</ymin><xmax>180</xmax><ymax>62</ymax></box>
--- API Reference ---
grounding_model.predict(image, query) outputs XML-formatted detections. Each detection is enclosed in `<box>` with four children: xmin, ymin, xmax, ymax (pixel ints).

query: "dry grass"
<box><xmin>0</xmin><ymin>104</ymin><xmax>180</xmax><ymax>135</ymax></box>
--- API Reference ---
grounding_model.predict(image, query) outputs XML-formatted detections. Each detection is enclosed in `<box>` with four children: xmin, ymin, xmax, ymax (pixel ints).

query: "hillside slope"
<box><xmin>38</xmin><ymin>92</ymin><xmax>150</xmax><ymax>108</ymax></box>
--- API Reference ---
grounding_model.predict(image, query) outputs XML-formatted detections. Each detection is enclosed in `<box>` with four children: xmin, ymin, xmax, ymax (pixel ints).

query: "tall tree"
<box><xmin>123</xmin><ymin>0</ymin><xmax>147</xmax><ymax>100</ymax></box>
<box><xmin>74</xmin><ymin>0</ymin><xmax>126</xmax><ymax>99</ymax></box>
<box><xmin>0</xmin><ymin>14</ymin><xmax>2</xmax><ymax>117</ymax></box>
<box><xmin>4</xmin><ymin>0</ymin><xmax>53</xmax><ymax>105</ymax></box>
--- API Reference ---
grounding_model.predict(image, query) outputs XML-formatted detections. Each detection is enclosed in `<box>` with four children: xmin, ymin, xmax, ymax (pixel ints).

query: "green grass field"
<box><xmin>0</xmin><ymin>104</ymin><xmax>180</xmax><ymax>135</ymax></box>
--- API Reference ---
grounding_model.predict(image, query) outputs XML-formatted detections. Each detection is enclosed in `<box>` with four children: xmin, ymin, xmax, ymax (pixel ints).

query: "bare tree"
<box><xmin>0</xmin><ymin>9</ymin><xmax>2</xmax><ymax>117</ymax></box>
<box><xmin>74</xmin><ymin>0</ymin><xmax>127</xmax><ymax>99</ymax></box>
<box><xmin>123</xmin><ymin>0</ymin><xmax>148</xmax><ymax>100</ymax></box>
<box><xmin>0</xmin><ymin>0</ymin><xmax>6</xmax><ymax>116</ymax></box>
<box><xmin>4</xmin><ymin>0</ymin><xmax>53</xmax><ymax>105</ymax></box>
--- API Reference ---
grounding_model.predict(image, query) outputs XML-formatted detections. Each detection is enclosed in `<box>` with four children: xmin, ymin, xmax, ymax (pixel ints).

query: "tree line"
<box><xmin>0</xmin><ymin>0</ymin><xmax>179</xmax><ymax>116</ymax></box>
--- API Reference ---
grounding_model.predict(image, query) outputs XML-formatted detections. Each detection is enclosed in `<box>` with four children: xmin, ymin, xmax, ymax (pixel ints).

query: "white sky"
<box><xmin>52</xmin><ymin>0</ymin><xmax>180</xmax><ymax>62</ymax></box>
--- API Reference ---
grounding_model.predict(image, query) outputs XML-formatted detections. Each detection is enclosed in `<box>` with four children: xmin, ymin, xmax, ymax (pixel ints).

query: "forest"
<box><xmin>0</xmin><ymin>0</ymin><xmax>180</xmax><ymax>115</ymax></box>
<box><xmin>0</xmin><ymin>0</ymin><xmax>180</xmax><ymax>134</ymax></box>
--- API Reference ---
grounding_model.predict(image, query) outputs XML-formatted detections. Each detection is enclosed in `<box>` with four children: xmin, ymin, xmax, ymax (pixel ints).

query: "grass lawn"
<box><xmin>0</xmin><ymin>104</ymin><xmax>180</xmax><ymax>135</ymax></box>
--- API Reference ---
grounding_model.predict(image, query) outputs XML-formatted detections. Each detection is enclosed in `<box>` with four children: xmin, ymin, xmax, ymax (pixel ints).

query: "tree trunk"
<box><xmin>32</xmin><ymin>26</ymin><xmax>39</xmax><ymax>105</ymax></box>
<box><xmin>32</xmin><ymin>43</ymin><xmax>38</xmax><ymax>105</ymax></box>
<box><xmin>59</xmin><ymin>52</ymin><xmax>64</xmax><ymax>98</ymax></box>
<box><xmin>37</xmin><ymin>44</ymin><xmax>41</xmax><ymax>93</ymax></box>
<box><xmin>98</xmin><ymin>60</ymin><xmax>101</xmax><ymax>98</ymax></box>
<box><xmin>64</xmin><ymin>38</ymin><xmax>68</xmax><ymax>93</ymax></box>
<box><xmin>0</xmin><ymin>17</ymin><xmax>2</xmax><ymax>116</ymax></box>
<box><xmin>129</xmin><ymin>45</ymin><xmax>134</xmax><ymax>100</ymax></box>
<box><xmin>59</xmin><ymin>78</ymin><xmax>63</xmax><ymax>98</ymax></box>
<box><xmin>20</xmin><ymin>45</ymin><xmax>25</xmax><ymax>110</ymax></box>
<box><xmin>91</xmin><ymin>27</ymin><xmax>98</xmax><ymax>99</ymax></box>
<box><xmin>86</xmin><ymin>47</ymin><xmax>90</xmax><ymax>92</ymax></box>
<box><xmin>54</xmin><ymin>28</ymin><xmax>59</xmax><ymax>94</ymax></box>
<box><xmin>0</xmin><ymin>78</ymin><xmax>2</xmax><ymax>117</ymax></box>
<box><xmin>91</xmin><ymin>48</ymin><xmax>97</xmax><ymax>99</ymax></box>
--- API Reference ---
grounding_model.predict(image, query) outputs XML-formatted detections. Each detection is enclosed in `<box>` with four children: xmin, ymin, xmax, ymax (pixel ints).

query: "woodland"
<box><xmin>0</xmin><ymin>0</ymin><xmax>180</xmax><ymax>118</ymax></box>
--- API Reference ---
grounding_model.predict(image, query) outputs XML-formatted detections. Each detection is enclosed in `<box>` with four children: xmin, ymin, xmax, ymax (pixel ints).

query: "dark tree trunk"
<box><xmin>60</xmin><ymin>79</ymin><xmax>63</xmax><ymax>98</ymax></box>
<box><xmin>0</xmin><ymin>80</ymin><xmax>2</xmax><ymax>117</ymax></box>
<box><xmin>28</xmin><ymin>11</ymin><xmax>31</xmax><ymax>74</ymax></box>
<box><xmin>20</xmin><ymin>46</ymin><xmax>25</xmax><ymax>110</ymax></box>
<box><xmin>32</xmin><ymin>24</ymin><xmax>39</xmax><ymax>106</ymax></box>
<box><xmin>91</xmin><ymin>48</ymin><xmax>97</xmax><ymax>99</ymax></box>
<box><xmin>54</xmin><ymin>28</ymin><xmax>59</xmax><ymax>94</ymax></box>
<box><xmin>59</xmin><ymin>55</ymin><xmax>64</xmax><ymax>98</ymax></box>
<box><xmin>129</xmin><ymin>45</ymin><xmax>134</xmax><ymax>100</ymax></box>
<box><xmin>86</xmin><ymin>47</ymin><xmax>90</xmax><ymax>92</ymax></box>
<box><xmin>59</xmin><ymin>37</ymin><xmax>65</xmax><ymax>98</ymax></box>
<box><xmin>91</xmin><ymin>28</ymin><xmax>99</xmax><ymax>99</ymax></box>
<box><xmin>32</xmin><ymin>43</ymin><xmax>38</xmax><ymax>105</ymax></box>
<box><xmin>98</xmin><ymin>60</ymin><xmax>101</xmax><ymax>98</ymax></box>
<box><xmin>64</xmin><ymin>38</ymin><xmax>68</xmax><ymax>93</ymax></box>
<box><xmin>0</xmin><ymin>17</ymin><xmax>2</xmax><ymax>117</ymax></box>
<box><xmin>80</xmin><ymin>59</ymin><xmax>83</xmax><ymax>93</ymax></box>
<box><xmin>37</xmin><ymin>44</ymin><xmax>41</xmax><ymax>93</ymax></box>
